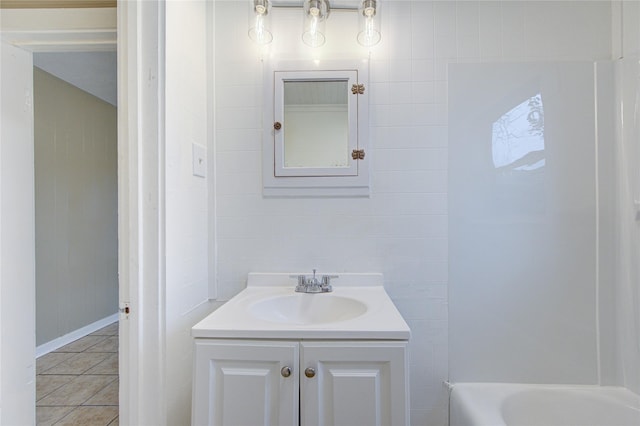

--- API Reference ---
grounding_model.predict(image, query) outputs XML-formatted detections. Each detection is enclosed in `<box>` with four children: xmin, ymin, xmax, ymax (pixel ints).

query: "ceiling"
<box><xmin>2</xmin><ymin>3</ymin><xmax>117</xmax><ymax>105</ymax></box>
<box><xmin>34</xmin><ymin>51</ymin><xmax>117</xmax><ymax>106</ymax></box>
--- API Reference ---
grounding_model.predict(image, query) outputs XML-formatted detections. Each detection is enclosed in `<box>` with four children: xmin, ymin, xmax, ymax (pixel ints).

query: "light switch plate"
<box><xmin>192</xmin><ymin>143</ymin><xmax>206</xmax><ymax>178</ymax></box>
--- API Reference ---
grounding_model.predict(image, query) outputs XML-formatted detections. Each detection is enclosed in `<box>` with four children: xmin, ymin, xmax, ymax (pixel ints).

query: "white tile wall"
<box><xmin>213</xmin><ymin>2</ymin><xmax>614</xmax><ymax>424</ymax></box>
<box><xmin>165</xmin><ymin>1</ymin><xmax>213</xmax><ymax>424</ymax></box>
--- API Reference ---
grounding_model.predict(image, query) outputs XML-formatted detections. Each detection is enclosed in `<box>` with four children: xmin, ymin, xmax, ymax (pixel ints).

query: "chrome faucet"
<box><xmin>292</xmin><ymin>269</ymin><xmax>338</xmax><ymax>293</ymax></box>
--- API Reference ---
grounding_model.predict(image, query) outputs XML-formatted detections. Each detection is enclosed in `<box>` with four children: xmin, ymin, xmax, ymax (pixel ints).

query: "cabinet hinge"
<box><xmin>351</xmin><ymin>84</ymin><xmax>365</xmax><ymax>95</ymax></box>
<box><xmin>352</xmin><ymin>149</ymin><xmax>366</xmax><ymax>160</ymax></box>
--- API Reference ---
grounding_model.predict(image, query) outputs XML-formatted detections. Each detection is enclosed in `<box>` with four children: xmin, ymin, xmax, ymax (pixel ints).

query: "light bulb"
<box><xmin>357</xmin><ymin>0</ymin><xmax>381</xmax><ymax>47</ymax></box>
<box><xmin>248</xmin><ymin>0</ymin><xmax>273</xmax><ymax>45</ymax></box>
<box><xmin>302</xmin><ymin>0</ymin><xmax>328</xmax><ymax>47</ymax></box>
<box><xmin>255</xmin><ymin>15</ymin><xmax>267</xmax><ymax>43</ymax></box>
<box><xmin>309</xmin><ymin>15</ymin><xmax>318</xmax><ymax>37</ymax></box>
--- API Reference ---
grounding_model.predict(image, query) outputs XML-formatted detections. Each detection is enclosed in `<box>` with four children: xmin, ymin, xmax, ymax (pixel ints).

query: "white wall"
<box><xmin>448</xmin><ymin>61</ymin><xmax>613</xmax><ymax>384</ymax></box>
<box><xmin>615</xmin><ymin>0</ymin><xmax>640</xmax><ymax>396</ymax></box>
<box><xmin>213</xmin><ymin>1</ymin><xmax>613</xmax><ymax>424</ymax></box>
<box><xmin>0</xmin><ymin>41</ymin><xmax>36</xmax><ymax>426</ymax></box>
<box><xmin>165</xmin><ymin>1</ymin><xmax>216</xmax><ymax>424</ymax></box>
<box><xmin>33</xmin><ymin>67</ymin><xmax>118</xmax><ymax>347</ymax></box>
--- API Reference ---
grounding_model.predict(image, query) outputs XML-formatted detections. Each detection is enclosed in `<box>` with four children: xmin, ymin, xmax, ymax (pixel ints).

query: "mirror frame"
<box><xmin>275</xmin><ymin>71</ymin><xmax>357</xmax><ymax>176</ymax></box>
<box><xmin>263</xmin><ymin>59</ymin><xmax>370</xmax><ymax>197</ymax></box>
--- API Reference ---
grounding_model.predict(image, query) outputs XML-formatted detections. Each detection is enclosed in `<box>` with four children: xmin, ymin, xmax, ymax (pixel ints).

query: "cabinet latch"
<box><xmin>351</xmin><ymin>84</ymin><xmax>365</xmax><ymax>95</ymax></box>
<box><xmin>352</xmin><ymin>149</ymin><xmax>365</xmax><ymax>160</ymax></box>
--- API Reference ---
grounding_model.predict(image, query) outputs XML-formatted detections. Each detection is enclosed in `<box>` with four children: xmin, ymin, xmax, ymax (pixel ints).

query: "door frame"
<box><xmin>0</xmin><ymin>3</ymin><xmax>166</xmax><ymax>424</ymax></box>
<box><xmin>117</xmin><ymin>1</ymin><xmax>166</xmax><ymax>424</ymax></box>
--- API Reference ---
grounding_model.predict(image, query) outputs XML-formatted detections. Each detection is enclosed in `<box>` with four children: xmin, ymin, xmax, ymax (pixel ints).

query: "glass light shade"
<box><xmin>248</xmin><ymin>0</ymin><xmax>273</xmax><ymax>45</ymax></box>
<box><xmin>357</xmin><ymin>0</ymin><xmax>381</xmax><ymax>47</ymax></box>
<box><xmin>302</xmin><ymin>0</ymin><xmax>330</xmax><ymax>47</ymax></box>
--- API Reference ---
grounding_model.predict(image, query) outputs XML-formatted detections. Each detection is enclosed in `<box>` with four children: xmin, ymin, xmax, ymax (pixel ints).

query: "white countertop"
<box><xmin>192</xmin><ymin>273</ymin><xmax>411</xmax><ymax>340</ymax></box>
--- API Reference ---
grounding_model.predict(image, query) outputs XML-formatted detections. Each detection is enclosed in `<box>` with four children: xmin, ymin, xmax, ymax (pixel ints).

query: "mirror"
<box><xmin>283</xmin><ymin>79</ymin><xmax>349</xmax><ymax>168</ymax></box>
<box><xmin>273</xmin><ymin>69</ymin><xmax>358</xmax><ymax>177</ymax></box>
<box><xmin>263</xmin><ymin>60</ymin><xmax>370</xmax><ymax>197</ymax></box>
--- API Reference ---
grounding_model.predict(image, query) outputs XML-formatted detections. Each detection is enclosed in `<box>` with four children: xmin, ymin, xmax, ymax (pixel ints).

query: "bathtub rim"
<box><xmin>449</xmin><ymin>382</ymin><xmax>640</xmax><ymax>426</ymax></box>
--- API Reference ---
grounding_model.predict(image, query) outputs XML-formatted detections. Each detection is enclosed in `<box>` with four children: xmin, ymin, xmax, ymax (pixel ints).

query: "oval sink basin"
<box><xmin>249</xmin><ymin>294</ymin><xmax>368</xmax><ymax>325</ymax></box>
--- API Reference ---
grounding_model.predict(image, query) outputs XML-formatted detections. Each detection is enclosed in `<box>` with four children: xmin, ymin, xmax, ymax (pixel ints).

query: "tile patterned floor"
<box><xmin>36</xmin><ymin>322</ymin><xmax>119</xmax><ymax>426</ymax></box>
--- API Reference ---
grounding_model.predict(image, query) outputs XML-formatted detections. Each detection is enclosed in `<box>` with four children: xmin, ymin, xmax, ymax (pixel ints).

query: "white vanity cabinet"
<box><xmin>300</xmin><ymin>341</ymin><xmax>408</xmax><ymax>426</ymax></box>
<box><xmin>192</xmin><ymin>339</ymin><xmax>408</xmax><ymax>426</ymax></box>
<box><xmin>192</xmin><ymin>340</ymin><xmax>299</xmax><ymax>426</ymax></box>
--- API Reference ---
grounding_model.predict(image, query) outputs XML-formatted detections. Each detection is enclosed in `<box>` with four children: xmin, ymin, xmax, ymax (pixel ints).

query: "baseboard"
<box><xmin>36</xmin><ymin>313</ymin><xmax>119</xmax><ymax>358</ymax></box>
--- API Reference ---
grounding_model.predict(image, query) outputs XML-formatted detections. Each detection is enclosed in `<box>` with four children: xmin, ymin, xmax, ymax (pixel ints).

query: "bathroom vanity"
<box><xmin>191</xmin><ymin>273</ymin><xmax>410</xmax><ymax>426</ymax></box>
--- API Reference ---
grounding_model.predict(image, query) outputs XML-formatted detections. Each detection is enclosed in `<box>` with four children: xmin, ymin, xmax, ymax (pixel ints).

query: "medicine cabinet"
<box><xmin>263</xmin><ymin>60</ymin><xmax>370</xmax><ymax>197</ymax></box>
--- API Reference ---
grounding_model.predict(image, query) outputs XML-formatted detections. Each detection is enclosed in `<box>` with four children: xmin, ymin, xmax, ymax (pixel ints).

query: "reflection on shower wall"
<box><xmin>448</xmin><ymin>62</ymin><xmax>615</xmax><ymax>385</ymax></box>
<box><xmin>491</xmin><ymin>93</ymin><xmax>545</xmax><ymax>171</ymax></box>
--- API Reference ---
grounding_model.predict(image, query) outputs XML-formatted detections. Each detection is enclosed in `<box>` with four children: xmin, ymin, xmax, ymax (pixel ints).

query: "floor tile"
<box><xmin>83</xmin><ymin>380</ymin><xmax>118</xmax><ymax>406</ymax></box>
<box><xmin>37</xmin><ymin>352</ymin><xmax>75</xmax><ymax>375</ymax></box>
<box><xmin>37</xmin><ymin>323</ymin><xmax>119</xmax><ymax>422</ymax></box>
<box><xmin>85</xmin><ymin>336</ymin><xmax>118</xmax><ymax>353</ymax></box>
<box><xmin>54</xmin><ymin>336</ymin><xmax>108</xmax><ymax>353</ymax></box>
<box><xmin>37</xmin><ymin>374</ymin><xmax>117</xmax><ymax>406</ymax></box>
<box><xmin>91</xmin><ymin>323</ymin><xmax>118</xmax><ymax>336</ymax></box>
<box><xmin>36</xmin><ymin>406</ymin><xmax>75</xmax><ymax>426</ymax></box>
<box><xmin>54</xmin><ymin>406</ymin><xmax>118</xmax><ymax>426</ymax></box>
<box><xmin>85</xmin><ymin>353</ymin><xmax>118</xmax><ymax>375</ymax></box>
<box><xmin>36</xmin><ymin>375</ymin><xmax>75</xmax><ymax>402</ymax></box>
<box><xmin>44</xmin><ymin>352</ymin><xmax>110</xmax><ymax>375</ymax></box>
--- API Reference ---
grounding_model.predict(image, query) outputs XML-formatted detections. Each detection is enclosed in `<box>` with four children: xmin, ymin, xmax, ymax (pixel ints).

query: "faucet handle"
<box><xmin>290</xmin><ymin>274</ymin><xmax>307</xmax><ymax>288</ymax></box>
<box><xmin>293</xmin><ymin>275</ymin><xmax>308</xmax><ymax>292</ymax></box>
<box><xmin>320</xmin><ymin>274</ymin><xmax>338</xmax><ymax>292</ymax></box>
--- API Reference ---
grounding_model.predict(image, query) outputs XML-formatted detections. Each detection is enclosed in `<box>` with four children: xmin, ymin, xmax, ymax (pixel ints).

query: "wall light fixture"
<box><xmin>248</xmin><ymin>0</ymin><xmax>274</xmax><ymax>45</ymax></box>
<box><xmin>357</xmin><ymin>0</ymin><xmax>380</xmax><ymax>47</ymax></box>
<box><xmin>302</xmin><ymin>0</ymin><xmax>330</xmax><ymax>47</ymax></box>
<box><xmin>248</xmin><ymin>0</ymin><xmax>381</xmax><ymax>48</ymax></box>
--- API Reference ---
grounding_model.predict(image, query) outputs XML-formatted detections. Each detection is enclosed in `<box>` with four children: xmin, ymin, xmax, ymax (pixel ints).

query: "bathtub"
<box><xmin>450</xmin><ymin>383</ymin><xmax>640</xmax><ymax>426</ymax></box>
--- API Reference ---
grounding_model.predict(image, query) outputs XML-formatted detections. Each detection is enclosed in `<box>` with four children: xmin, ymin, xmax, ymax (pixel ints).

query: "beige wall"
<box><xmin>34</xmin><ymin>67</ymin><xmax>118</xmax><ymax>346</ymax></box>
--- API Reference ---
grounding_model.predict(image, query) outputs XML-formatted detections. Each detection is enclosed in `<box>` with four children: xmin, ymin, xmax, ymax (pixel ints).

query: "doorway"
<box><xmin>0</xmin><ymin>6</ymin><xmax>122</xmax><ymax>425</ymax></box>
<box><xmin>1</xmin><ymin>2</ymin><xmax>174</xmax><ymax>423</ymax></box>
<box><xmin>32</xmin><ymin>52</ymin><xmax>119</xmax><ymax>425</ymax></box>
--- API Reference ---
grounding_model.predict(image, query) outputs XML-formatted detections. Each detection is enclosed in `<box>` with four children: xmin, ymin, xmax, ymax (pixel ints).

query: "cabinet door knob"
<box><xmin>304</xmin><ymin>367</ymin><xmax>316</xmax><ymax>378</ymax></box>
<box><xmin>274</xmin><ymin>121</ymin><xmax>282</xmax><ymax>130</ymax></box>
<box><xmin>281</xmin><ymin>366</ymin><xmax>292</xmax><ymax>378</ymax></box>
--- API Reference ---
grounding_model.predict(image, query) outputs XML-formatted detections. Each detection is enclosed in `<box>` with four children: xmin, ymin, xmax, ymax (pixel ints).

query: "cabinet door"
<box><xmin>300</xmin><ymin>341</ymin><xmax>408</xmax><ymax>426</ymax></box>
<box><xmin>192</xmin><ymin>340</ymin><xmax>298</xmax><ymax>426</ymax></box>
